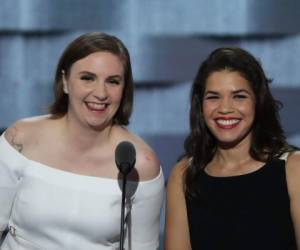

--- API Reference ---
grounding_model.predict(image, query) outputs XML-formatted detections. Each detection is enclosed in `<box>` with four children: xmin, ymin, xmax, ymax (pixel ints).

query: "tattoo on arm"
<box><xmin>6</xmin><ymin>127</ymin><xmax>24</xmax><ymax>153</ymax></box>
<box><xmin>12</xmin><ymin>140</ymin><xmax>23</xmax><ymax>153</ymax></box>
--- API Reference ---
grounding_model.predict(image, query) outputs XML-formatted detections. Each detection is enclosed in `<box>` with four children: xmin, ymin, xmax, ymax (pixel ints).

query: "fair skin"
<box><xmin>4</xmin><ymin>51</ymin><xmax>160</xmax><ymax>182</ymax></box>
<box><xmin>62</xmin><ymin>51</ymin><xmax>125</xmax><ymax>132</ymax></box>
<box><xmin>165</xmin><ymin>70</ymin><xmax>300</xmax><ymax>249</ymax></box>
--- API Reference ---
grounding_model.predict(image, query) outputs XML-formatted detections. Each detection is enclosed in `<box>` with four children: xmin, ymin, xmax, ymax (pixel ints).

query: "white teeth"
<box><xmin>216</xmin><ymin>119</ymin><xmax>239</xmax><ymax>125</ymax></box>
<box><xmin>87</xmin><ymin>102</ymin><xmax>106</xmax><ymax>110</ymax></box>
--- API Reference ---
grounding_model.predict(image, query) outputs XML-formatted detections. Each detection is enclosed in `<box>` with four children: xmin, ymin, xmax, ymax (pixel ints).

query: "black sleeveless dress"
<box><xmin>186</xmin><ymin>159</ymin><xmax>296</xmax><ymax>250</ymax></box>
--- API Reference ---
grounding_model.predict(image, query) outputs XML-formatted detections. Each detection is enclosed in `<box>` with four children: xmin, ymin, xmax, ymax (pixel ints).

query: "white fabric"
<box><xmin>279</xmin><ymin>152</ymin><xmax>289</xmax><ymax>161</ymax></box>
<box><xmin>0</xmin><ymin>133</ymin><xmax>164</xmax><ymax>250</ymax></box>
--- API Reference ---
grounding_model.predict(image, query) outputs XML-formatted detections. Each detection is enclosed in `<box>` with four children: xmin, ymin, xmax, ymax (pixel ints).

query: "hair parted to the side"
<box><xmin>184</xmin><ymin>47</ymin><xmax>294</xmax><ymax>198</ymax></box>
<box><xmin>49</xmin><ymin>32</ymin><xmax>134</xmax><ymax>125</ymax></box>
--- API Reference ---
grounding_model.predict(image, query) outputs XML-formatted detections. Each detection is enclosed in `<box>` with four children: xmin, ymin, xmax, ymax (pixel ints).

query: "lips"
<box><xmin>215</xmin><ymin>117</ymin><xmax>241</xmax><ymax>129</ymax></box>
<box><xmin>85</xmin><ymin>102</ymin><xmax>108</xmax><ymax>112</ymax></box>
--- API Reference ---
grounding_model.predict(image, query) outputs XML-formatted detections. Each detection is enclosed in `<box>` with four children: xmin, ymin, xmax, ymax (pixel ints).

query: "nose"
<box><xmin>218</xmin><ymin>97</ymin><xmax>233</xmax><ymax>114</ymax></box>
<box><xmin>93</xmin><ymin>82</ymin><xmax>108</xmax><ymax>101</ymax></box>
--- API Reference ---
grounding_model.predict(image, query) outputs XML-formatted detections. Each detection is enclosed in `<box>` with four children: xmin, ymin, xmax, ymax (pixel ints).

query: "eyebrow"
<box><xmin>79</xmin><ymin>71</ymin><xmax>123</xmax><ymax>79</ymax></box>
<box><xmin>232</xmin><ymin>89</ymin><xmax>252</xmax><ymax>95</ymax></box>
<box><xmin>204</xmin><ymin>90</ymin><xmax>219</xmax><ymax>95</ymax></box>
<box><xmin>107</xmin><ymin>75</ymin><xmax>123</xmax><ymax>79</ymax></box>
<box><xmin>204</xmin><ymin>89</ymin><xmax>252</xmax><ymax>95</ymax></box>
<box><xmin>79</xmin><ymin>71</ymin><xmax>96</xmax><ymax>76</ymax></box>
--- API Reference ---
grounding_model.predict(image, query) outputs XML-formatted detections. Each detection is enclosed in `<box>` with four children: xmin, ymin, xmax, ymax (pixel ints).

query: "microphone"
<box><xmin>115</xmin><ymin>141</ymin><xmax>136</xmax><ymax>250</ymax></box>
<box><xmin>115</xmin><ymin>141</ymin><xmax>136</xmax><ymax>176</ymax></box>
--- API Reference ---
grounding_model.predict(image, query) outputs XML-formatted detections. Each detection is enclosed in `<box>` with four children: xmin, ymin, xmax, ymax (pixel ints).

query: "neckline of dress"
<box><xmin>201</xmin><ymin>160</ymin><xmax>276</xmax><ymax>180</ymax></box>
<box><xmin>1</xmin><ymin>132</ymin><xmax>162</xmax><ymax>184</ymax></box>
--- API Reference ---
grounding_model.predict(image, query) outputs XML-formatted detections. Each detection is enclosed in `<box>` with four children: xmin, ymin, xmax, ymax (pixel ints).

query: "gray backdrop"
<box><xmin>1</xmin><ymin>0</ymin><xmax>300</xmax><ymax>246</ymax></box>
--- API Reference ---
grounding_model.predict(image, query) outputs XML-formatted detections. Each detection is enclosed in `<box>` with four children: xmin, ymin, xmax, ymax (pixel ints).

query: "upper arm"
<box><xmin>4</xmin><ymin>122</ymin><xmax>25</xmax><ymax>153</ymax></box>
<box><xmin>128</xmin><ymin>164</ymin><xmax>164</xmax><ymax>249</ymax></box>
<box><xmin>0</xmin><ymin>123</ymin><xmax>25</xmax><ymax>233</ymax></box>
<box><xmin>286</xmin><ymin>151</ymin><xmax>300</xmax><ymax>247</ymax></box>
<box><xmin>133</xmin><ymin>144</ymin><xmax>161</xmax><ymax>181</ymax></box>
<box><xmin>164</xmin><ymin>159</ymin><xmax>191</xmax><ymax>250</ymax></box>
<box><xmin>115</xmin><ymin>128</ymin><xmax>161</xmax><ymax>181</ymax></box>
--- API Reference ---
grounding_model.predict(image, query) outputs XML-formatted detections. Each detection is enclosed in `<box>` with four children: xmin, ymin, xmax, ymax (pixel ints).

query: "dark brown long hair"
<box><xmin>49</xmin><ymin>32</ymin><xmax>133</xmax><ymax>125</ymax></box>
<box><xmin>184</xmin><ymin>47</ymin><xmax>293</xmax><ymax>198</ymax></box>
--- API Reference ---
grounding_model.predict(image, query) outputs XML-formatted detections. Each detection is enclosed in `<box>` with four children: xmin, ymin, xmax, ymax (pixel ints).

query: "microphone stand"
<box><xmin>119</xmin><ymin>167</ymin><xmax>129</xmax><ymax>250</ymax></box>
<box><xmin>115</xmin><ymin>141</ymin><xmax>136</xmax><ymax>250</ymax></box>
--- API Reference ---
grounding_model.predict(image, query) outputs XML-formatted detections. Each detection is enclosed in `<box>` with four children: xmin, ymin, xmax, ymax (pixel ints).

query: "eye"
<box><xmin>80</xmin><ymin>75</ymin><xmax>95</xmax><ymax>81</ymax></box>
<box><xmin>107</xmin><ymin>78</ymin><xmax>121</xmax><ymax>85</ymax></box>
<box><xmin>205</xmin><ymin>95</ymin><xmax>219</xmax><ymax>100</ymax></box>
<box><xmin>234</xmin><ymin>94</ymin><xmax>247</xmax><ymax>99</ymax></box>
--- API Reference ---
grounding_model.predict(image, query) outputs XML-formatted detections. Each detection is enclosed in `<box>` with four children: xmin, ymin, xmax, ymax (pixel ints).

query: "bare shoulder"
<box><xmin>168</xmin><ymin>157</ymin><xmax>190</xmax><ymax>186</ymax></box>
<box><xmin>166</xmin><ymin>157</ymin><xmax>190</xmax><ymax>197</ymax></box>
<box><xmin>130</xmin><ymin>134</ymin><xmax>161</xmax><ymax>181</ymax></box>
<box><xmin>285</xmin><ymin>151</ymin><xmax>300</xmax><ymax>195</ymax></box>
<box><xmin>4</xmin><ymin>115</ymin><xmax>52</xmax><ymax>152</ymax></box>
<box><xmin>285</xmin><ymin>152</ymin><xmax>300</xmax><ymax>244</ymax></box>
<box><xmin>286</xmin><ymin>151</ymin><xmax>300</xmax><ymax>173</ymax></box>
<box><xmin>114</xmin><ymin>127</ymin><xmax>161</xmax><ymax>181</ymax></box>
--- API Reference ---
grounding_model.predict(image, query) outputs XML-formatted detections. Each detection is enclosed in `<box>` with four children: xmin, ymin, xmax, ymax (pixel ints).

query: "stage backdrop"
<box><xmin>1</xmin><ymin>2</ymin><xmax>300</xmax><ymax>248</ymax></box>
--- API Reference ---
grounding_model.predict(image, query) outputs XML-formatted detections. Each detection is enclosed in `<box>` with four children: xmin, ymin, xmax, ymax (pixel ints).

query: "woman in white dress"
<box><xmin>0</xmin><ymin>32</ymin><xmax>164</xmax><ymax>250</ymax></box>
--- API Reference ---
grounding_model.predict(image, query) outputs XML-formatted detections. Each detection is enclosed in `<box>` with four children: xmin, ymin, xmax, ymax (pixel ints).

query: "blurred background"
<box><xmin>1</xmin><ymin>0</ymin><xmax>300</xmax><ymax>247</ymax></box>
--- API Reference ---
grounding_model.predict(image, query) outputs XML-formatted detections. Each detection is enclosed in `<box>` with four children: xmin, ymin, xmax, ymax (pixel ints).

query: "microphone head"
<box><xmin>115</xmin><ymin>141</ymin><xmax>136</xmax><ymax>176</ymax></box>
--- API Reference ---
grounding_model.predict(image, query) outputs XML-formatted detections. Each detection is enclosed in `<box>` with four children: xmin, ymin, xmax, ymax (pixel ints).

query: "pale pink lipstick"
<box><xmin>85</xmin><ymin>102</ymin><xmax>108</xmax><ymax>112</ymax></box>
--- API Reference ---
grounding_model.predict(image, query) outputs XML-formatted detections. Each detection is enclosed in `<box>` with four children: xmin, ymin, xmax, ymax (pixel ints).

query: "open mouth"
<box><xmin>215</xmin><ymin>118</ymin><xmax>240</xmax><ymax>129</ymax></box>
<box><xmin>85</xmin><ymin>102</ymin><xmax>108</xmax><ymax>112</ymax></box>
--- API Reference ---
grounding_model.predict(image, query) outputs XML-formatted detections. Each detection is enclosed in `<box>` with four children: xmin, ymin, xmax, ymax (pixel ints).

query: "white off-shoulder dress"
<box><xmin>0</xmin><ymin>133</ymin><xmax>164</xmax><ymax>250</ymax></box>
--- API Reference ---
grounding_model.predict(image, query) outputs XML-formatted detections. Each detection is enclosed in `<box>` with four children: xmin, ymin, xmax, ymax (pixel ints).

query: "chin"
<box><xmin>218</xmin><ymin>140</ymin><xmax>241</xmax><ymax>149</ymax></box>
<box><xmin>86</xmin><ymin>123</ymin><xmax>107</xmax><ymax>131</ymax></box>
<box><xmin>217</xmin><ymin>133</ymin><xmax>251</xmax><ymax>149</ymax></box>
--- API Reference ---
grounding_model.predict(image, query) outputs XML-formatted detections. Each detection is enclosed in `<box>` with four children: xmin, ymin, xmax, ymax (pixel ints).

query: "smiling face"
<box><xmin>202</xmin><ymin>70</ymin><xmax>256</xmax><ymax>147</ymax></box>
<box><xmin>63</xmin><ymin>51</ymin><xmax>125</xmax><ymax>130</ymax></box>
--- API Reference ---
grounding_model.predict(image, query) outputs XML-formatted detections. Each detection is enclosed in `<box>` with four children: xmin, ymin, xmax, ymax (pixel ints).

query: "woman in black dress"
<box><xmin>165</xmin><ymin>47</ymin><xmax>300</xmax><ymax>250</ymax></box>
